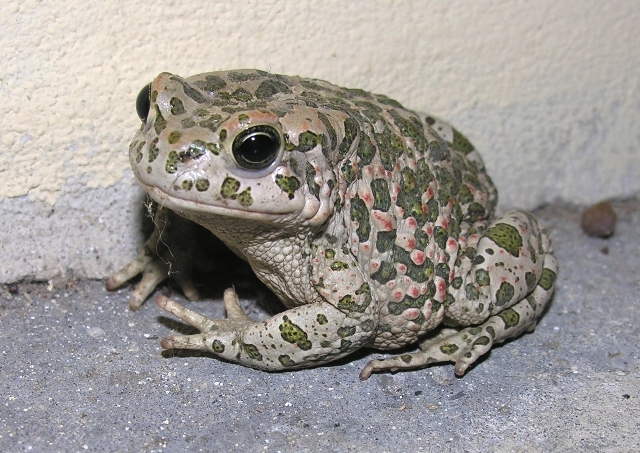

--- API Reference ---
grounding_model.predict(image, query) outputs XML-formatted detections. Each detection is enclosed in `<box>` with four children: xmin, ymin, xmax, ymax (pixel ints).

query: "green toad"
<box><xmin>107</xmin><ymin>70</ymin><xmax>559</xmax><ymax>379</ymax></box>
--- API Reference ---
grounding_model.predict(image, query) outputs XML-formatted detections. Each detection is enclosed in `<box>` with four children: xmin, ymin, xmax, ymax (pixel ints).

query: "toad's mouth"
<box><xmin>139</xmin><ymin>182</ymin><xmax>296</xmax><ymax>223</ymax></box>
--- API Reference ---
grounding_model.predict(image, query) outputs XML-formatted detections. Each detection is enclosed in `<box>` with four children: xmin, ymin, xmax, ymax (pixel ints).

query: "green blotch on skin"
<box><xmin>232</xmin><ymin>88</ymin><xmax>254</xmax><ymax>102</ymax></box>
<box><xmin>150</xmin><ymin>90</ymin><xmax>158</xmax><ymax>102</ymax></box>
<box><xmin>528</xmin><ymin>240</ymin><xmax>538</xmax><ymax>264</ymax></box>
<box><xmin>195</xmin><ymin>114</ymin><xmax>224</xmax><ymax>133</ymax></box>
<box><xmin>525</xmin><ymin>272</ymin><xmax>537</xmax><ymax>291</ymax></box>
<box><xmin>406</xmin><ymin>257</ymin><xmax>434</xmax><ymax>283</ymax></box>
<box><xmin>459</xmin><ymin>185</ymin><xmax>474</xmax><ymax>204</ymax></box>
<box><xmin>392</xmin><ymin>245</ymin><xmax>410</xmax><ymax>267</ymax></box>
<box><xmin>296</xmin><ymin>131</ymin><xmax>322</xmax><ymax>152</ymax></box>
<box><xmin>356</xmin><ymin>135</ymin><xmax>376</xmax><ymax>166</ymax></box>
<box><xmin>361</xmin><ymin>319</ymin><xmax>375</xmax><ymax>332</ymax></box>
<box><xmin>170</xmin><ymin>97</ymin><xmax>186</xmax><ymax>115</ymax></box>
<box><xmin>195</xmin><ymin>179</ymin><xmax>210</xmax><ymax>192</ymax></box>
<box><xmin>337</xmin><ymin>326</ymin><xmax>356</xmax><ymax>338</ymax></box>
<box><xmin>219</xmin><ymin>129</ymin><xmax>227</xmax><ymax>142</ymax></box>
<box><xmin>387</xmin><ymin>282</ymin><xmax>434</xmax><ymax>316</ymax></box>
<box><xmin>466</xmin><ymin>284</ymin><xmax>480</xmax><ymax>301</ymax></box>
<box><xmin>371</xmin><ymin>178</ymin><xmax>391</xmax><ymax>212</ymax></box>
<box><xmin>330</xmin><ymin>261</ymin><xmax>349</xmax><ymax>271</ymax></box>
<box><xmin>451</xmin><ymin>276</ymin><xmax>463</xmax><ymax>289</ymax></box>
<box><xmin>236</xmin><ymin>188</ymin><xmax>253</xmax><ymax>206</ymax></box>
<box><xmin>451</xmin><ymin>128</ymin><xmax>475</xmax><ymax>154</ymax></box>
<box><xmin>395</xmin><ymin>354</ymin><xmax>411</xmax><ymax>364</ymax></box>
<box><xmin>243</xmin><ymin>343</ymin><xmax>263</xmax><ymax>361</ymax></box>
<box><xmin>206</xmin><ymin>141</ymin><xmax>221</xmax><ymax>155</ymax></box>
<box><xmin>325</xmin><ymin>249</ymin><xmax>335</xmax><ymax>260</ymax></box>
<box><xmin>321</xmin><ymin>340</ymin><xmax>332</xmax><ymax>348</ymax></box>
<box><xmin>179</xmin><ymin>140</ymin><xmax>210</xmax><ymax>161</ymax></box>
<box><xmin>220</xmin><ymin>177</ymin><xmax>240</xmax><ymax>199</ymax></box>
<box><xmin>279</xmin><ymin>315</ymin><xmax>312</xmax><ymax>351</ymax></box>
<box><xmin>414</xmin><ymin>229</ymin><xmax>430</xmax><ymax>250</ymax></box>
<box><xmin>486</xmin><ymin>326</ymin><xmax>496</xmax><ymax>338</ymax></box>
<box><xmin>211</xmin><ymin>340</ymin><xmax>225</xmax><ymax>353</ymax></box>
<box><xmin>278</xmin><ymin>355</ymin><xmax>297</xmax><ymax>367</ymax></box>
<box><xmin>275</xmin><ymin>174</ymin><xmax>301</xmax><ymax>200</ymax></box>
<box><xmin>433</xmin><ymin>226</ymin><xmax>449</xmax><ymax>250</ymax></box>
<box><xmin>338</xmin><ymin>117</ymin><xmax>359</xmax><ymax>160</ymax></box>
<box><xmin>165</xmin><ymin>150</ymin><xmax>179</xmax><ymax>173</ymax></box>
<box><xmin>339</xmin><ymin>339</ymin><xmax>352</xmax><ymax>352</ymax></box>
<box><xmin>371</xmin><ymin>261</ymin><xmax>397</xmax><ymax>284</ymax></box>
<box><xmin>495</xmin><ymin>281</ymin><xmax>515</xmax><ymax>306</ymax></box>
<box><xmin>171</xmin><ymin>77</ymin><xmax>206</xmax><ymax>104</ymax></box>
<box><xmin>469</xmin><ymin>327</ymin><xmax>482</xmax><ymax>335</ymax></box>
<box><xmin>168</xmin><ymin>131</ymin><xmax>181</xmax><ymax>144</ymax></box>
<box><xmin>376</xmin><ymin>230</ymin><xmax>396</xmax><ymax>253</ymax></box>
<box><xmin>538</xmin><ymin>268</ymin><xmax>557</xmax><ymax>291</ymax></box>
<box><xmin>255</xmin><ymin>79</ymin><xmax>291</xmax><ymax>99</ymax></box>
<box><xmin>228</xmin><ymin>71</ymin><xmax>264</xmax><ymax>82</ymax></box>
<box><xmin>485</xmin><ymin>223</ymin><xmax>523</xmax><ymax>257</ymax></box>
<box><xmin>375</xmin><ymin>130</ymin><xmax>398</xmax><ymax>171</ymax></box>
<box><xmin>195</xmin><ymin>75</ymin><xmax>227</xmax><ymax>92</ymax></box>
<box><xmin>467</xmin><ymin>202</ymin><xmax>486</xmax><ymax>223</ymax></box>
<box><xmin>337</xmin><ymin>282</ymin><xmax>372</xmax><ymax>313</ymax></box>
<box><xmin>316</xmin><ymin>314</ymin><xmax>328</xmax><ymax>325</ymax></box>
<box><xmin>341</xmin><ymin>160</ymin><xmax>357</xmax><ymax>185</ymax></box>
<box><xmin>305</xmin><ymin>164</ymin><xmax>320</xmax><ymax>199</ymax></box>
<box><xmin>426</xmin><ymin>197</ymin><xmax>439</xmax><ymax>223</ymax></box>
<box><xmin>440</xmin><ymin>343</ymin><xmax>459</xmax><ymax>355</ymax></box>
<box><xmin>473</xmin><ymin>255</ymin><xmax>485</xmax><ymax>265</ymax></box>
<box><xmin>350</xmin><ymin>194</ymin><xmax>371</xmax><ymax>242</ymax></box>
<box><xmin>442</xmin><ymin>293</ymin><xmax>454</xmax><ymax>310</ymax></box>
<box><xmin>475</xmin><ymin>268</ymin><xmax>490</xmax><ymax>286</ymax></box>
<box><xmin>317</xmin><ymin>112</ymin><xmax>337</xmax><ymax>157</ymax></box>
<box><xmin>181</xmin><ymin>180</ymin><xmax>193</xmax><ymax>190</ymax></box>
<box><xmin>389</xmin><ymin>110</ymin><xmax>426</xmax><ymax>155</ymax></box>
<box><xmin>473</xmin><ymin>336</ymin><xmax>491</xmax><ymax>346</ymax></box>
<box><xmin>429</xmin><ymin>139</ymin><xmax>449</xmax><ymax>161</ymax></box>
<box><xmin>135</xmin><ymin>151</ymin><xmax>142</xmax><ymax>163</ymax></box>
<box><xmin>153</xmin><ymin>106</ymin><xmax>166</xmax><ymax>135</ymax></box>
<box><xmin>148</xmin><ymin>139</ymin><xmax>159</xmax><ymax>162</ymax></box>
<box><xmin>435</xmin><ymin>262</ymin><xmax>450</xmax><ymax>281</ymax></box>
<box><xmin>499</xmin><ymin>308</ymin><xmax>520</xmax><ymax>328</ymax></box>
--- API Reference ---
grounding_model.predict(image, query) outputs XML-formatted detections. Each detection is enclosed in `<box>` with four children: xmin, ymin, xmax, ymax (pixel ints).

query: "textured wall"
<box><xmin>2</xmin><ymin>0</ymin><xmax>639</xmax><ymax>282</ymax></box>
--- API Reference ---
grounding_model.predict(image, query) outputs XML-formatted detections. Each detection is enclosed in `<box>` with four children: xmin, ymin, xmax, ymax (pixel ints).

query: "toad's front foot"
<box><xmin>106</xmin><ymin>207</ymin><xmax>200</xmax><ymax>310</ymax></box>
<box><xmin>156</xmin><ymin>287</ymin><xmax>257</xmax><ymax>352</ymax></box>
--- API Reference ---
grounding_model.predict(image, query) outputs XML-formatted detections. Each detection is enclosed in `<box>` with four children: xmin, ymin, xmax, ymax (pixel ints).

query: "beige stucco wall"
<box><xmin>2</xmin><ymin>0</ymin><xmax>639</xmax><ymax>282</ymax></box>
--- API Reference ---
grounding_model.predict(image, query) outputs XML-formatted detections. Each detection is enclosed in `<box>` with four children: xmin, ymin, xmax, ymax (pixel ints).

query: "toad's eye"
<box><xmin>136</xmin><ymin>83</ymin><xmax>152</xmax><ymax>122</ymax></box>
<box><xmin>232</xmin><ymin>125</ymin><xmax>281</xmax><ymax>170</ymax></box>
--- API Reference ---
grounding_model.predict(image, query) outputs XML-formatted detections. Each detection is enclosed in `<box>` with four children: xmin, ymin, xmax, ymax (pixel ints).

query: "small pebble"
<box><xmin>8</xmin><ymin>284</ymin><xmax>19</xmax><ymax>295</ymax></box>
<box><xmin>580</xmin><ymin>201</ymin><xmax>616</xmax><ymax>237</ymax></box>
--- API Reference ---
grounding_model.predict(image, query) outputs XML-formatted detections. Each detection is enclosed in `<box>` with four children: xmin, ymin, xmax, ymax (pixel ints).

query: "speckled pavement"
<box><xmin>1</xmin><ymin>200</ymin><xmax>638</xmax><ymax>452</ymax></box>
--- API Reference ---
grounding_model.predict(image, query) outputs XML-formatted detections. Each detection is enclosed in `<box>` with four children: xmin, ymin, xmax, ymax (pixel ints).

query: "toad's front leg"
<box><xmin>157</xmin><ymin>288</ymin><xmax>376</xmax><ymax>370</ymax></box>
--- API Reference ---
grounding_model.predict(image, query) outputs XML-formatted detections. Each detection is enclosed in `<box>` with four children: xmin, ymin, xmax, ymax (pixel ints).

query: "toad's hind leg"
<box><xmin>360</xmin><ymin>211</ymin><xmax>559</xmax><ymax>380</ymax></box>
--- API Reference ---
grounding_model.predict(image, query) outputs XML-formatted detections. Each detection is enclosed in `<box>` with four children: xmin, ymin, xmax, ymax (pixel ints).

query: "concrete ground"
<box><xmin>1</xmin><ymin>200</ymin><xmax>638</xmax><ymax>452</ymax></box>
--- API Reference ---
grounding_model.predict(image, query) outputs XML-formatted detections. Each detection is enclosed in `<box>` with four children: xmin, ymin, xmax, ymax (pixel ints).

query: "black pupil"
<box><xmin>233</xmin><ymin>127</ymin><xmax>280</xmax><ymax>170</ymax></box>
<box><xmin>136</xmin><ymin>83</ymin><xmax>151</xmax><ymax>121</ymax></box>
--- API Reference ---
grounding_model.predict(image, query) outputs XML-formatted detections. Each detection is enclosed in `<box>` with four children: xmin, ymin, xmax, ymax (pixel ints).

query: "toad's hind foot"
<box><xmin>359</xmin><ymin>326</ymin><xmax>495</xmax><ymax>380</ymax></box>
